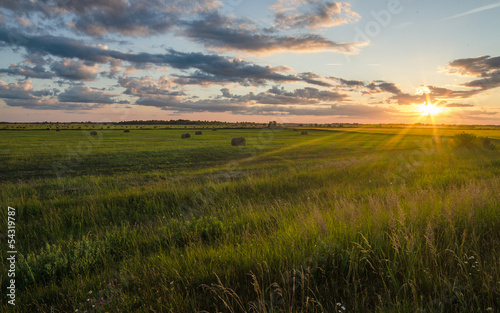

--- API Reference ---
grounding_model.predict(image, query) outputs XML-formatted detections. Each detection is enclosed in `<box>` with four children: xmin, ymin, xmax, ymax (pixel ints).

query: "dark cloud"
<box><xmin>447</xmin><ymin>55</ymin><xmax>500</xmax><ymax>76</ymax></box>
<box><xmin>426</xmin><ymin>85</ymin><xmax>479</xmax><ymax>99</ymax></box>
<box><xmin>298</xmin><ymin>72</ymin><xmax>332</xmax><ymax>87</ymax></box>
<box><xmin>0</xmin><ymin>0</ymin><xmax>363</xmax><ymax>55</ymax></box>
<box><xmin>255</xmin><ymin>86</ymin><xmax>349</xmax><ymax>104</ymax></box>
<box><xmin>274</xmin><ymin>1</ymin><xmax>360</xmax><ymax>29</ymax></box>
<box><xmin>50</xmin><ymin>59</ymin><xmax>100</xmax><ymax>81</ymax></box>
<box><xmin>118</xmin><ymin>76</ymin><xmax>183</xmax><ymax>96</ymax></box>
<box><xmin>390</xmin><ymin>85</ymin><xmax>482</xmax><ymax>106</ymax></box>
<box><xmin>58</xmin><ymin>85</ymin><xmax>125</xmax><ymax>104</ymax></box>
<box><xmin>0</xmin><ymin>0</ymin><xmax>126</xmax><ymax>15</ymax></box>
<box><xmin>182</xmin><ymin>12</ymin><xmax>363</xmax><ymax>54</ymax></box>
<box><xmin>462</xmin><ymin>71</ymin><xmax>500</xmax><ymax>90</ymax></box>
<box><xmin>445</xmin><ymin>103</ymin><xmax>474</xmax><ymax>107</ymax></box>
<box><xmin>0</xmin><ymin>0</ymin><xmax>220</xmax><ymax>36</ymax></box>
<box><xmin>390</xmin><ymin>93</ymin><xmax>425</xmax><ymax>105</ymax></box>
<box><xmin>71</xmin><ymin>3</ymin><xmax>178</xmax><ymax>36</ymax></box>
<box><xmin>0</xmin><ymin>79</ymin><xmax>125</xmax><ymax>110</ymax></box>
<box><xmin>447</xmin><ymin>55</ymin><xmax>500</xmax><ymax>91</ymax></box>
<box><xmin>4</xmin><ymin>97</ymin><xmax>103</xmax><ymax>110</ymax></box>
<box><xmin>0</xmin><ymin>64</ymin><xmax>55</xmax><ymax>79</ymax></box>
<box><xmin>129</xmin><ymin>85</ymin><xmax>353</xmax><ymax>116</ymax></box>
<box><xmin>331</xmin><ymin>77</ymin><xmax>365</xmax><ymax>87</ymax></box>
<box><xmin>365</xmin><ymin>81</ymin><xmax>403</xmax><ymax>95</ymax></box>
<box><xmin>136</xmin><ymin>97</ymin><xmax>244</xmax><ymax>113</ymax></box>
<box><xmin>0</xmin><ymin>27</ymin><xmax>325</xmax><ymax>86</ymax></box>
<box><xmin>135</xmin><ymin>94</ymin><xmax>397</xmax><ymax>118</ymax></box>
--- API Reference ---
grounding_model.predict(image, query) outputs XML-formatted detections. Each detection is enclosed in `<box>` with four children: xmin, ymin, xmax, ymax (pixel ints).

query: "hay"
<box><xmin>181</xmin><ymin>133</ymin><xmax>191</xmax><ymax>138</ymax></box>
<box><xmin>195</xmin><ymin>131</ymin><xmax>202</xmax><ymax>135</ymax></box>
<box><xmin>90</xmin><ymin>131</ymin><xmax>98</xmax><ymax>136</ymax></box>
<box><xmin>231</xmin><ymin>137</ymin><xmax>246</xmax><ymax>146</ymax></box>
<box><xmin>301</xmin><ymin>131</ymin><xmax>308</xmax><ymax>135</ymax></box>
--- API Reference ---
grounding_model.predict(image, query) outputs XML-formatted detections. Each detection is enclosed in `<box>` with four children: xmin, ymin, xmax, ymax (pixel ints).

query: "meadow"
<box><xmin>1</xmin><ymin>125</ymin><xmax>499</xmax><ymax>312</ymax></box>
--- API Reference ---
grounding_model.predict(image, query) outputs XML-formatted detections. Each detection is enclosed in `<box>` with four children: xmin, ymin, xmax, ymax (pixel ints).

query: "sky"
<box><xmin>0</xmin><ymin>0</ymin><xmax>499</xmax><ymax>124</ymax></box>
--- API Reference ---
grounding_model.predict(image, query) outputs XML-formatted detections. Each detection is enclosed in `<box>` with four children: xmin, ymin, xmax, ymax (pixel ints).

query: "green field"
<box><xmin>1</xmin><ymin>126</ymin><xmax>500</xmax><ymax>312</ymax></box>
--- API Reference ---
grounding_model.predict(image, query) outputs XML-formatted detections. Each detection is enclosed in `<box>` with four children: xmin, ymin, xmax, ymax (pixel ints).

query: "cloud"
<box><xmin>135</xmin><ymin>93</ymin><xmax>398</xmax><ymax>118</ymax></box>
<box><xmin>0</xmin><ymin>27</ymin><xmax>331</xmax><ymax>86</ymax></box>
<box><xmin>274</xmin><ymin>1</ymin><xmax>360</xmax><ymax>29</ymax></box>
<box><xmin>442</xmin><ymin>2</ymin><xmax>500</xmax><ymax>21</ymax></box>
<box><xmin>0</xmin><ymin>79</ymin><xmax>126</xmax><ymax>110</ymax></box>
<box><xmin>389</xmin><ymin>85</ymin><xmax>481</xmax><ymax>106</ymax></box>
<box><xmin>0</xmin><ymin>63</ymin><xmax>55</xmax><ymax>79</ymax></box>
<box><xmin>129</xmin><ymin>85</ymin><xmax>357</xmax><ymax>116</ymax></box>
<box><xmin>463</xmin><ymin>71</ymin><xmax>500</xmax><ymax>90</ymax></box>
<box><xmin>0</xmin><ymin>80</ymin><xmax>38</xmax><ymax>99</ymax></box>
<box><xmin>447</xmin><ymin>55</ymin><xmax>500</xmax><ymax>77</ymax></box>
<box><xmin>364</xmin><ymin>81</ymin><xmax>403</xmax><ymax>95</ymax></box>
<box><xmin>70</xmin><ymin>3</ymin><xmax>178</xmax><ymax>36</ymax></box>
<box><xmin>15</xmin><ymin>16</ymin><xmax>31</xmax><ymax>26</ymax></box>
<box><xmin>58</xmin><ymin>85</ymin><xmax>126</xmax><ymax>104</ymax></box>
<box><xmin>118</xmin><ymin>76</ymin><xmax>183</xmax><ymax>96</ymax></box>
<box><xmin>445</xmin><ymin>103</ymin><xmax>474</xmax><ymax>107</ymax></box>
<box><xmin>243</xmin><ymin>86</ymin><xmax>349</xmax><ymax>104</ymax></box>
<box><xmin>445</xmin><ymin>55</ymin><xmax>500</xmax><ymax>92</ymax></box>
<box><xmin>4</xmin><ymin>97</ymin><xmax>103</xmax><ymax>110</ymax></box>
<box><xmin>360</xmin><ymin>80</ymin><xmax>484</xmax><ymax>106</ymax></box>
<box><xmin>298</xmin><ymin>71</ymin><xmax>332</xmax><ymax>87</ymax></box>
<box><xmin>0</xmin><ymin>0</ymin><xmax>221</xmax><ymax>36</ymax></box>
<box><xmin>50</xmin><ymin>59</ymin><xmax>102</xmax><ymax>81</ymax></box>
<box><xmin>0</xmin><ymin>0</ymin><xmax>361</xmax><ymax>55</ymax></box>
<box><xmin>182</xmin><ymin>12</ymin><xmax>363</xmax><ymax>54</ymax></box>
<box><xmin>331</xmin><ymin>77</ymin><xmax>365</xmax><ymax>87</ymax></box>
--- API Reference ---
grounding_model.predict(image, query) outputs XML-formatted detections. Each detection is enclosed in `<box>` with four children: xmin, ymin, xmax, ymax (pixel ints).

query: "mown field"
<box><xmin>1</xmin><ymin>126</ymin><xmax>500</xmax><ymax>312</ymax></box>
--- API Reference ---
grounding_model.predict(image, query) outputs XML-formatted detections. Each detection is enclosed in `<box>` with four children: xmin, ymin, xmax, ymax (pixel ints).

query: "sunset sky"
<box><xmin>0</xmin><ymin>0</ymin><xmax>499</xmax><ymax>124</ymax></box>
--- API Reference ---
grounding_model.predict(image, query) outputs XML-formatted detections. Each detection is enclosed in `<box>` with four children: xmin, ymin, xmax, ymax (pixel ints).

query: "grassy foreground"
<box><xmin>1</xmin><ymin>126</ymin><xmax>500</xmax><ymax>312</ymax></box>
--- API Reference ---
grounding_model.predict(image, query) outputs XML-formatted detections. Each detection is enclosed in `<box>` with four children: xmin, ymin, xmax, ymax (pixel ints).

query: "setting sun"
<box><xmin>419</xmin><ymin>103</ymin><xmax>442</xmax><ymax>116</ymax></box>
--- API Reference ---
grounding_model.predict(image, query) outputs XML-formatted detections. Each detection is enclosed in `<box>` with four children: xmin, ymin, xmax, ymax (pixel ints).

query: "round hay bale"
<box><xmin>301</xmin><ymin>131</ymin><xmax>308</xmax><ymax>135</ymax></box>
<box><xmin>124</xmin><ymin>129</ymin><xmax>130</xmax><ymax>133</ymax></box>
<box><xmin>181</xmin><ymin>133</ymin><xmax>191</xmax><ymax>138</ymax></box>
<box><xmin>231</xmin><ymin>137</ymin><xmax>246</xmax><ymax>146</ymax></box>
<box><xmin>195</xmin><ymin>131</ymin><xmax>202</xmax><ymax>135</ymax></box>
<box><xmin>46</xmin><ymin>127</ymin><xmax>51</xmax><ymax>130</ymax></box>
<box><xmin>90</xmin><ymin>131</ymin><xmax>98</xmax><ymax>136</ymax></box>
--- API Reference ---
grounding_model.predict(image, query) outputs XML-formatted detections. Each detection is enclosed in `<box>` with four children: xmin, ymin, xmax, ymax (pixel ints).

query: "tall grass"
<box><xmin>1</xmin><ymin>127</ymin><xmax>499</xmax><ymax>312</ymax></box>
